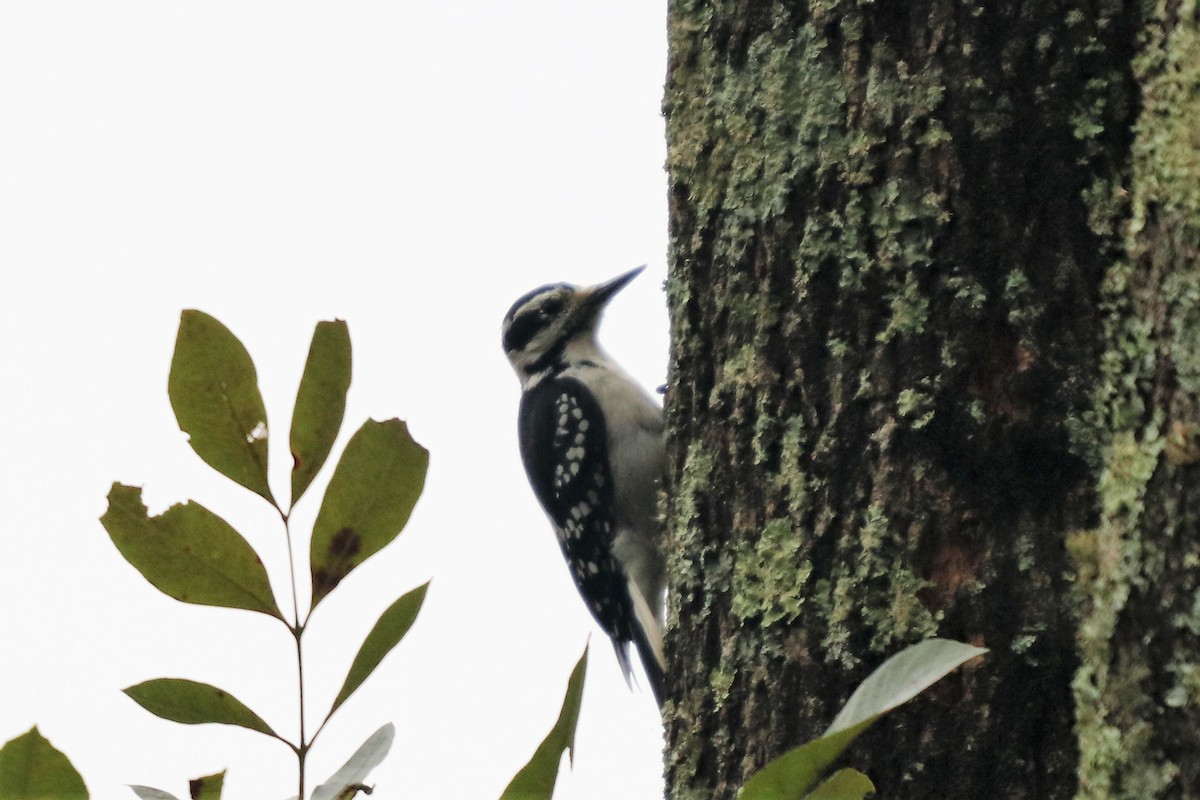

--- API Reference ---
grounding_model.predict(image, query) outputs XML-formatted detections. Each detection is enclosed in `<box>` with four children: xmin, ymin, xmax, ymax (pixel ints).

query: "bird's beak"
<box><xmin>579</xmin><ymin>265</ymin><xmax>646</xmax><ymax>313</ymax></box>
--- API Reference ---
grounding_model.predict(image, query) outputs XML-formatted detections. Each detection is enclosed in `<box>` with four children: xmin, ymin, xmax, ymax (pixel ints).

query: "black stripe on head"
<box><xmin>502</xmin><ymin>283</ymin><xmax>573</xmax><ymax>353</ymax></box>
<box><xmin>503</xmin><ymin>311</ymin><xmax>548</xmax><ymax>354</ymax></box>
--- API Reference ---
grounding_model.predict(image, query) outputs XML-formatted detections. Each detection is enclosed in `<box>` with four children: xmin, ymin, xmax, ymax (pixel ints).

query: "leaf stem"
<box><xmin>296</xmin><ymin>626</ymin><xmax>308</xmax><ymax>800</ymax></box>
<box><xmin>281</xmin><ymin>510</ymin><xmax>302</xmax><ymax>630</ymax></box>
<box><xmin>282</xmin><ymin>509</ymin><xmax>308</xmax><ymax>799</ymax></box>
<box><xmin>309</xmin><ymin>710</ymin><xmax>331</xmax><ymax>752</ymax></box>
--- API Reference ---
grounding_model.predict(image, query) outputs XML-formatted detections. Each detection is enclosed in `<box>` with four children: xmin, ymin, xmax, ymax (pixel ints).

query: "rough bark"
<box><xmin>662</xmin><ymin>2</ymin><xmax>1200</xmax><ymax>799</ymax></box>
<box><xmin>1074</xmin><ymin>3</ymin><xmax>1200</xmax><ymax>797</ymax></box>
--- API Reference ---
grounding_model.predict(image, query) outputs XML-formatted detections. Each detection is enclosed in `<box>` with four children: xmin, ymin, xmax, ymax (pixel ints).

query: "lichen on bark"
<box><xmin>1073</xmin><ymin>3</ymin><xmax>1200</xmax><ymax>797</ymax></box>
<box><xmin>662</xmin><ymin>1</ymin><xmax>1154</xmax><ymax>799</ymax></box>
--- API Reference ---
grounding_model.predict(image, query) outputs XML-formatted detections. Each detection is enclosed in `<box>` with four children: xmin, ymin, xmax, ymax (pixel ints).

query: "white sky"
<box><xmin>0</xmin><ymin>3</ymin><xmax>670</xmax><ymax>798</ymax></box>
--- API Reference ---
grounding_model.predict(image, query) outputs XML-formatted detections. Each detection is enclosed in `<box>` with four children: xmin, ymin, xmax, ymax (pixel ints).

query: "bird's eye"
<box><xmin>540</xmin><ymin>298</ymin><xmax>565</xmax><ymax>316</ymax></box>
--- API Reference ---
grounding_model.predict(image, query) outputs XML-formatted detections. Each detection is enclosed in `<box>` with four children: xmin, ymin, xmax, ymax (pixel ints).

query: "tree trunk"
<box><xmin>662</xmin><ymin>2</ymin><xmax>1200</xmax><ymax>799</ymax></box>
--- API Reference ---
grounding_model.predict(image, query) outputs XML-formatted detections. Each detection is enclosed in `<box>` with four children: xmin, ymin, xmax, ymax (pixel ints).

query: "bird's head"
<box><xmin>502</xmin><ymin>266</ymin><xmax>644</xmax><ymax>383</ymax></box>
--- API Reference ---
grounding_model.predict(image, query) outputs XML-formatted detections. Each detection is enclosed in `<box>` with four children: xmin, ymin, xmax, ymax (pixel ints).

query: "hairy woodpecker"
<box><xmin>501</xmin><ymin>266</ymin><xmax>666</xmax><ymax>705</ymax></box>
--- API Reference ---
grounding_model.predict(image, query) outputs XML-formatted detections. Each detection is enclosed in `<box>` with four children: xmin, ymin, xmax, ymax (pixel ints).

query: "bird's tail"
<box><xmin>626</xmin><ymin>578</ymin><xmax>665</xmax><ymax>707</ymax></box>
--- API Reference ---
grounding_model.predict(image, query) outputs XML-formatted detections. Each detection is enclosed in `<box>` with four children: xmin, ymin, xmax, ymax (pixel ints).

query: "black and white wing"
<box><xmin>517</xmin><ymin>375</ymin><xmax>663</xmax><ymax>701</ymax></box>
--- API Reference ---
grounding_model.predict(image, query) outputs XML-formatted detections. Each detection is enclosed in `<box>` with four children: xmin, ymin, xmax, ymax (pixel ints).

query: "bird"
<box><xmin>501</xmin><ymin>266</ymin><xmax>666</xmax><ymax>705</ymax></box>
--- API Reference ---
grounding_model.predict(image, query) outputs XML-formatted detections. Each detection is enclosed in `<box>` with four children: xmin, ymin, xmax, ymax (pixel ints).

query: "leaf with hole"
<box><xmin>0</xmin><ymin>726</ymin><xmax>88</xmax><ymax>799</ymax></box>
<box><xmin>101</xmin><ymin>483</ymin><xmax>282</xmax><ymax>620</ymax></box>
<box><xmin>290</xmin><ymin>320</ymin><xmax>351</xmax><ymax>506</ymax></box>
<box><xmin>328</xmin><ymin>583</ymin><xmax>428</xmax><ymax>718</ymax></box>
<box><xmin>124</xmin><ymin>679</ymin><xmax>278</xmax><ymax>738</ymax></box>
<box><xmin>168</xmin><ymin>310</ymin><xmax>275</xmax><ymax>505</ymax></box>
<box><xmin>739</xmin><ymin>639</ymin><xmax>985</xmax><ymax>800</ymax></box>
<box><xmin>309</xmin><ymin>419</ymin><xmax>428</xmax><ymax>608</ymax></box>
<box><xmin>499</xmin><ymin>646</ymin><xmax>588</xmax><ymax>800</ymax></box>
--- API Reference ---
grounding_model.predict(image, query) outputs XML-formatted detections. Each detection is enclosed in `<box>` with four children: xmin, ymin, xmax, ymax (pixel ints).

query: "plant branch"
<box><xmin>282</xmin><ymin>510</ymin><xmax>309</xmax><ymax>799</ymax></box>
<box><xmin>296</xmin><ymin>626</ymin><xmax>308</xmax><ymax>800</ymax></box>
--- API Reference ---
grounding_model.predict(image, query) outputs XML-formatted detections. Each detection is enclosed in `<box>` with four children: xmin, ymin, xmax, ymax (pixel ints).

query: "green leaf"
<box><xmin>310</xmin><ymin>723</ymin><xmax>394</xmax><ymax>800</ymax></box>
<box><xmin>124</xmin><ymin>679</ymin><xmax>278</xmax><ymax>738</ymax></box>
<box><xmin>825</xmin><ymin>639</ymin><xmax>986</xmax><ymax>735</ymax></box>
<box><xmin>168</xmin><ymin>310</ymin><xmax>275</xmax><ymax>505</ymax></box>
<box><xmin>290</xmin><ymin>320</ymin><xmax>352</xmax><ymax>506</ymax></box>
<box><xmin>740</xmin><ymin>639</ymin><xmax>985</xmax><ymax>800</ymax></box>
<box><xmin>309</xmin><ymin>419</ymin><xmax>428</xmax><ymax>608</ymax></box>
<box><xmin>329</xmin><ymin>583</ymin><xmax>428</xmax><ymax>718</ymax></box>
<box><xmin>0</xmin><ymin>726</ymin><xmax>88</xmax><ymax>799</ymax></box>
<box><xmin>100</xmin><ymin>483</ymin><xmax>283</xmax><ymax>620</ymax></box>
<box><xmin>803</xmin><ymin>769</ymin><xmax>875</xmax><ymax>800</ymax></box>
<box><xmin>499</xmin><ymin>646</ymin><xmax>588</xmax><ymax>800</ymax></box>
<box><xmin>188</xmin><ymin>772</ymin><xmax>225</xmax><ymax>800</ymax></box>
<box><xmin>738</xmin><ymin>725</ymin><xmax>866</xmax><ymax>800</ymax></box>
